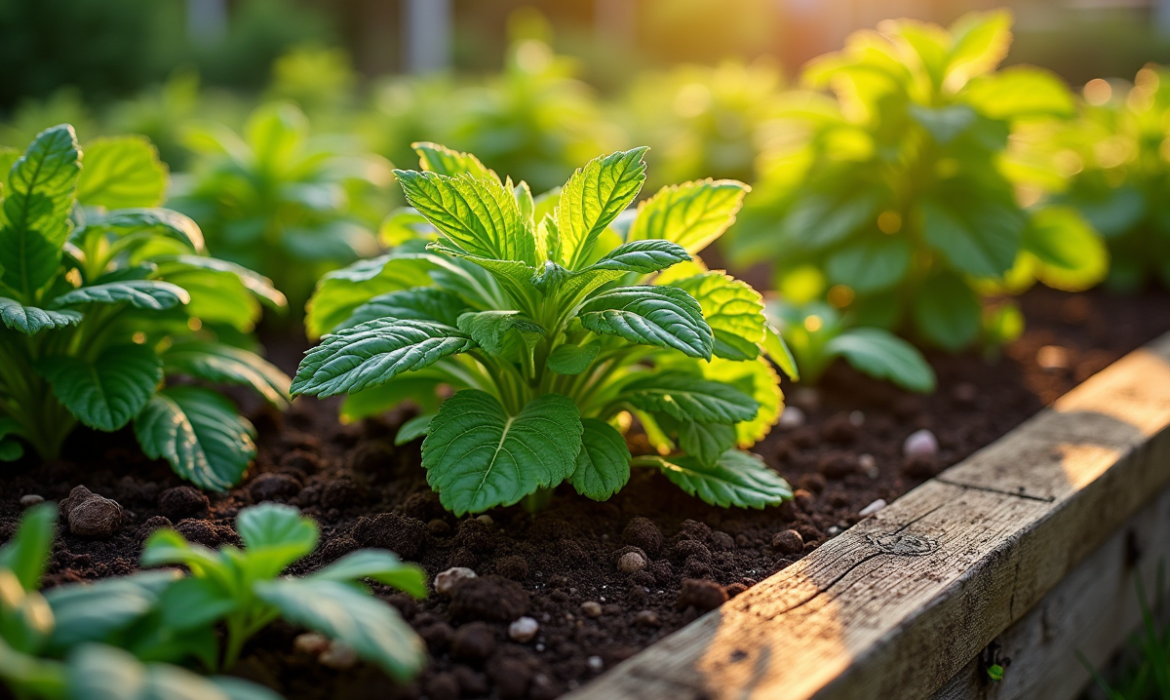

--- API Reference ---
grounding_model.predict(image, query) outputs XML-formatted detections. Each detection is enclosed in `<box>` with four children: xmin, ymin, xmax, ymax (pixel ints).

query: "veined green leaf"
<box><xmin>920</xmin><ymin>198</ymin><xmax>1023</xmax><ymax>278</ymax></box>
<box><xmin>37</xmin><ymin>344</ymin><xmax>162</xmax><ymax>432</ymax></box>
<box><xmin>342</xmin><ymin>288</ymin><xmax>471</xmax><ymax>329</ymax></box>
<box><xmin>700</xmin><ymin>356</ymin><xmax>783</xmax><ymax>446</ymax></box>
<box><xmin>827</xmin><ymin>328</ymin><xmax>936</xmax><ymax>393</ymax></box>
<box><xmin>153</xmin><ymin>255</ymin><xmax>284</xmax><ymax>308</ymax></box>
<box><xmin>427</xmin><ymin>240</ymin><xmax>539</xmax><ymax>309</ymax></box>
<box><xmin>0</xmin><ymin>298</ymin><xmax>81</xmax><ymax>335</ymax></box>
<box><xmin>396</xmin><ymin>170</ymin><xmax>536</xmax><ymax>264</ymax></box>
<box><xmin>1021</xmin><ymin>206</ymin><xmax>1108</xmax><ymax>292</ymax></box>
<box><xmin>236</xmin><ymin>503</ymin><xmax>319</xmax><ymax>579</ymax></box>
<box><xmin>659</xmin><ymin>415</ymin><xmax>737</xmax><ymax>467</ymax></box>
<box><xmin>670</xmin><ymin>271</ymin><xmax>765</xmax><ymax>360</ymax></box>
<box><xmin>578</xmin><ymin>286</ymin><xmax>713</xmax><ymax>359</ymax></box>
<box><xmin>310</xmin><ymin>550</ymin><xmax>428</xmax><ymax>597</ymax></box>
<box><xmin>134</xmin><ymin>386</ymin><xmax>255</xmax><ymax>491</ymax></box>
<box><xmin>395</xmin><ymin>414</ymin><xmax>433</xmax><ymax>446</ymax></box>
<box><xmin>412</xmin><ymin>142</ymin><xmax>497</xmax><ymax>182</ymax></box>
<box><xmin>619</xmin><ymin>373</ymin><xmax>758</xmax><ymax>423</ymax></box>
<box><xmin>912</xmin><ymin>274</ymin><xmax>982</xmax><ymax>350</ymax></box>
<box><xmin>627</xmin><ymin>179</ymin><xmax>748</xmax><ymax>256</ymax></box>
<box><xmin>557</xmin><ymin>148</ymin><xmax>648</xmax><ymax>269</ymax></box>
<box><xmin>292</xmin><ymin>319</ymin><xmax>475</xmax><ymax>397</ymax></box>
<box><xmin>52</xmin><ymin>281</ymin><xmax>190</xmax><ymax>310</ymax></box>
<box><xmin>648</xmin><ymin>450</ymin><xmax>791</xmax><ymax>509</ymax></box>
<box><xmin>456</xmin><ymin>310</ymin><xmax>544</xmax><ymax>356</ymax></box>
<box><xmin>163</xmin><ymin>342</ymin><xmax>290</xmax><ymax>408</ymax></box>
<box><xmin>0</xmin><ymin>125</ymin><xmax>80</xmax><ymax>297</ymax></box>
<box><xmin>587</xmin><ymin>239</ymin><xmax>690</xmax><ymax>274</ymax></box>
<box><xmin>305</xmin><ymin>253</ymin><xmax>435</xmax><ymax>338</ymax></box>
<box><xmin>763</xmin><ymin>324</ymin><xmax>799</xmax><ymax>380</ymax></box>
<box><xmin>782</xmin><ymin>189</ymin><xmax>882</xmax><ymax>251</ymax></box>
<box><xmin>825</xmin><ymin>235</ymin><xmax>912</xmax><ymax>293</ymax></box>
<box><xmin>76</xmin><ymin>136</ymin><xmax>167</xmax><ymax>209</ymax></box>
<box><xmin>422</xmin><ymin>390</ymin><xmax>582</xmax><ymax>515</ymax></box>
<box><xmin>569</xmin><ymin>418</ymin><xmax>630</xmax><ymax>501</ymax></box>
<box><xmin>547</xmin><ymin>342</ymin><xmax>600</xmax><ymax>375</ymax></box>
<box><xmin>101</xmin><ymin>209</ymin><xmax>205</xmax><ymax>253</ymax></box>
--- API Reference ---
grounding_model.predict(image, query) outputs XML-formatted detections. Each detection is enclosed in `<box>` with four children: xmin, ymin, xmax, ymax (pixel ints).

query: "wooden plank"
<box><xmin>566</xmin><ymin>332</ymin><xmax>1170</xmax><ymax>700</ymax></box>
<box><xmin>931</xmin><ymin>482</ymin><xmax>1170</xmax><ymax>700</ymax></box>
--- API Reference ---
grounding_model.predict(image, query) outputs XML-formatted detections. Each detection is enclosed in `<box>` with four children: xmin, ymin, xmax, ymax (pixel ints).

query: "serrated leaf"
<box><xmin>557</xmin><ymin>148</ymin><xmax>648</xmax><ymax>269</ymax></box>
<box><xmin>547</xmin><ymin>342</ymin><xmax>600</xmax><ymax>375</ymax></box>
<box><xmin>569</xmin><ymin>418</ymin><xmax>631</xmax><ymax>501</ymax></box>
<box><xmin>650</xmin><ymin>450</ymin><xmax>791</xmax><ymax>509</ymax></box>
<box><xmin>342</xmin><ymin>288</ymin><xmax>471</xmax><ymax>329</ymax></box>
<box><xmin>627</xmin><ymin>179</ymin><xmax>748</xmax><ymax>255</ymax></box>
<box><xmin>134</xmin><ymin>387</ymin><xmax>255</xmax><ymax>491</ymax></box>
<box><xmin>52</xmin><ymin>281</ymin><xmax>190</xmax><ymax>310</ymax></box>
<box><xmin>427</xmin><ymin>240</ymin><xmax>539</xmax><ymax>309</ymax></box>
<box><xmin>0</xmin><ymin>503</ymin><xmax>57</xmax><ymax>591</ymax></box>
<box><xmin>659</xmin><ymin>415</ymin><xmax>737</xmax><ymax>467</ymax></box>
<box><xmin>827</xmin><ymin>328</ymin><xmax>937</xmax><ymax>393</ymax></box>
<box><xmin>412</xmin><ymin>142</ymin><xmax>497</xmax><ymax>181</ymax></box>
<box><xmin>0</xmin><ymin>297</ymin><xmax>81</xmax><ymax>335</ymax></box>
<box><xmin>76</xmin><ymin>136</ymin><xmax>167</xmax><ymax>209</ymax></box>
<box><xmin>578</xmin><ymin>286</ymin><xmax>713</xmax><ymax>359</ymax></box>
<box><xmin>162</xmin><ymin>342</ymin><xmax>290</xmax><ymax>408</ymax></box>
<box><xmin>396</xmin><ymin>170</ymin><xmax>535</xmax><ymax>264</ymax></box>
<box><xmin>305</xmin><ymin>254</ymin><xmax>435</xmax><ymax>338</ymax></box>
<box><xmin>456</xmin><ymin>310</ymin><xmax>544</xmax><ymax>356</ymax></box>
<box><xmin>395</xmin><ymin>414</ymin><xmax>433</xmax><ymax>446</ymax></box>
<box><xmin>293</xmin><ymin>319</ymin><xmax>475</xmax><ymax>397</ymax></box>
<box><xmin>0</xmin><ymin>125</ymin><xmax>80</xmax><ymax>297</ymax></box>
<box><xmin>422</xmin><ymin>390</ymin><xmax>582</xmax><ymax>515</ymax></box>
<box><xmin>702</xmin><ymin>356</ymin><xmax>783</xmax><ymax>446</ymax></box>
<box><xmin>588</xmin><ymin>239</ymin><xmax>690</xmax><ymax>274</ymax></box>
<box><xmin>310</xmin><ymin>550</ymin><xmax>428</xmax><ymax>597</ymax></box>
<box><xmin>670</xmin><ymin>271</ymin><xmax>765</xmax><ymax>360</ymax></box>
<box><xmin>254</xmin><ymin>578</ymin><xmax>426</xmax><ymax>681</ymax></box>
<box><xmin>37</xmin><ymin>344</ymin><xmax>162</xmax><ymax>431</ymax></box>
<box><xmin>620</xmin><ymin>373</ymin><xmax>758</xmax><ymax>423</ymax></box>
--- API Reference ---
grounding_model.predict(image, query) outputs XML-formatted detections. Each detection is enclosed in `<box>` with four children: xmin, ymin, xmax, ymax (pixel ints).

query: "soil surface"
<box><xmin>2</xmin><ymin>286</ymin><xmax>1168</xmax><ymax>700</ymax></box>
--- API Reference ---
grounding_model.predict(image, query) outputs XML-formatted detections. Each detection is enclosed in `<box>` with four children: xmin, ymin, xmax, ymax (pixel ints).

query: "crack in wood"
<box><xmin>933</xmin><ymin>477</ymin><xmax>1056</xmax><ymax>503</ymax></box>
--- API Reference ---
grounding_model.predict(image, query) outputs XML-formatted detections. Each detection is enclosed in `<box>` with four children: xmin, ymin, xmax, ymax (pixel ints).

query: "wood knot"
<box><xmin>867</xmin><ymin>533</ymin><xmax>938</xmax><ymax>557</ymax></box>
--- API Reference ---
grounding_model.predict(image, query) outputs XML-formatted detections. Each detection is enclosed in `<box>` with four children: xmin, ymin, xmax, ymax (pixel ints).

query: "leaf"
<box><xmin>236</xmin><ymin>503</ymin><xmax>319</xmax><ymax>579</ymax></box>
<box><xmin>660</xmin><ymin>415</ymin><xmax>737</xmax><ymax>467</ymax></box>
<box><xmin>427</xmin><ymin>240</ymin><xmax>539</xmax><ymax>309</ymax></box>
<box><xmin>920</xmin><ymin>198</ymin><xmax>1023</xmax><ymax>278</ymax></box>
<box><xmin>763</xmin><ymin>325</ymin><xmax>799</xmax><ymax>380</ymax></box>
<box><xmin>66</xmin><ymin>645</ymin><xmax>285</xmax><ymax>700</ymax></box>
<box><xmin>912</xmin><ymin>274</ymin><xmax>983</xmax><ymax>350</ymax></box>
<box><xmin>649</xmin><ymin>450</ymin><xmax>791</xmax><ymax>509</ymax></box>
<box><xmin>627</xmin><ymin>179</ymin><xmax>748</xmax><ymax>255</ymax></box>
<box><xmin>52</xmin><ymin>281</ymin><xmax>190</xmax><ymax>310</ymax></box>
<box><xmin>781</xmin><ymin>190</ymin><xmax>881</xmax><ymax>251</ymax></box>
<box><xmin>76</xmin><ymin>136</ymin><xmax>167</xmax><ymax>209</ymax></box>
<box><xmin>0</xmin><ymin>417</ymin><xmax>25</xmax><ymax>461</ymax></box>
<box><xmin>45</xmin><ymin>571</ymin><xmax>180</xmax><ymax>652</ymax></box>
<box><xmin>254</xmin><ymin>578</ymin><xmax>426</xmax><ymax>681</ymax></box>
<box><xmin>587</xmin><ymin>239</ymin><xmax>690</xmax><ymax>274</ymax></box>
<box><xmin>162</xmin><ymin>342</ymin><xmax>290</xmax><ymax>408</ymax></box>
<box><xmin>701</xmin><ymin>356</ymin><xmax>783</xmax><ymax>446</ymax></box>
<box><xmin>101</xmin><ymin>209</ymin><xmax>205</xmax><ymax>253</ymax></box>
<box><xmin>556</xmin><ymin>148</ymin><xmax>649</xmax><ymax>269</ymax></box>
<box><xmin>946</xmin><ymin>9</ymin><xmax>1012</xmax><ymax>79</ymax></box>
<box><xmin>825</xmin><ymin>235</ymin><xmax>912</xmax><ymax>293</ymax></box>
<box><xmin>340</xmin><ymin>376</ymin><xmax>446</xmax><ymax>421</ymax></box>
<box><xmin>620</xmin><ymin>373</ymin><xmax>759</xmax><ymax>423</ymax></box>
<box><xmin>396</xmin><ymin>170</ymin><xmax>535</xmax><ymax>264</ymax></box>
<box><xmin>0</xmin><ymin>298</ymin><xmax>81</xmax><ymax>335</ymax></box>
<box><xmin>412</xmin><ymin>142</ymin><xmax>497</xmax><ymax>181</ymax></box>
<box><xmin>670</xmin><ymin>272</ymin><xmax>765</xmax><ymax>360</ymax></box>
<box><xmin>153</xmin><ymin>256</ymin><xmax>283</xmax><ymax>308</ymax></box>
<box><xmin>0</xmin><ymin>503</ymin><xmax>57</xmax><ymax>591</ymax></box>
<box><xmin>37</xmin><ymin>344</ymin><xmax>163</xmax><ymax>432</ymax></box>
<box><xmin>310</xmin><ymin>550</ymin><xmax>428</xmax><ymax>597</ymax></box>
<box><xmin>547</xmin><ymin>342</ymin><xmax>600</xmax><ymax>375</ymax></box>
<box><xmin>0</xmin><ymin>125</ymin><xmax>80</xmax><ymax>297</ymax></box>
<box><xmin>342</xmin><ymin>288</ymin><xmax>471</xmax><ymax>330</ymax></box>
<box><xmin>569</xmin><ymin>418</ymin><xmax>631</xmax><ymax>501</ymax></box>
<box><xmin>305</xmin><ymin>254</ymin><xmax>435</xmax><ymax>337</ymax></box>
<box><xmin>140</xmin><ymin>530</ymin><xmax>230</xmax><ymax>584</ymax></box>
<box><xmin>826</xmin><ymin>328</ymin><xmax>937</xmax><ymax>393</ymax></box>
<box><xmin>379</xmin><ymin>207</ymin><xmax>434</xmax><ymax>247</ymax></box>
<box><xmin>578</xmin><ymin>286</ymin><xmax>713</xmax><ymax>359</ymax></box>
<box><xmin>456</xmin><ymin>310</ymin><xmax>544</xmax><ymax>356</ymax></box>
<box><xmin>909</xmin><ymin>104</ymin><xmax>978</xmax><ymax>145</ymax></box>
<box><xmin>422</xmin><ymin>390</ymin><xmax>582</xmax><ymax>515</ymax></box>
<box><xmin>1022</xmin><ymin>206</ymin><xmax>1108</xmax><ymax>292</ymax></box>
<box><xmin>155</xmin><ymin>576</ymin><xmax>239</xmax><ymax>633</ymax></box>
<box><xmin>292</xmin><ymin>319</ymin><xmax>475</xmax><ymax>398</ymax></box>
<box><xmin>134</xmin><ymin>386</ymin><xmax>256</xmax><ymax>491</ymax></box>
<box><xmin>962</xmin><ymin>66</ymin><xmax>1075</xmax><ymax>120</ymax></box>
<box><xmin>395</xmin><ymin>414</ymin><xmax>433</xmax><ymax>445</ymax></box>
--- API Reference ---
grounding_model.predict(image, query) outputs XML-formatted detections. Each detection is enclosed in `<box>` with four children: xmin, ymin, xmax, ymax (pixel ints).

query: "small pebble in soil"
<box><xmin>859</xmin><ymin>499</ymin><xmax>887</xmax><ymax>517</ymax></box>
<box><xmin>1037</xmin><ymin>345</ymin><xmax>1071</xmax><ymax>370</ymax></box>
<box><xmin>435</xmin><ymin>566</ymin><xmax>477</xmax><ymax>595</ymax></box>
<box><xmin>772</xmin><ymin>529</ymin><xmax>804</xmax><ymax>555</ymax></box>
<box><xmin>61</xmin><ymin>486</ymin><xmax>123</xmax><ymax>539</ymax></box>
<box><xmin>580</xmin><ymin>601</ymin><xmax>602</xmax><ymax>618</ymax></box>
<box><xmin>791</xmin><ymin>387</ymin><xmax>820</xmax><ymax>412</ymax></box>
<box><xmin>635</xmin><ymin>610</ymin><xmax>661</xmax><ymax>627</ymax></box>
<box><xmin>849</xmin><ymin>410</ymin><xmax>866</xmax><ymax>427</ymax></box>
<box><xmin>294</xmin><ymin>632</ymin><xmax>329</xmax><ymax>656</ymax></box>
<box><xmin>777</xmin><ymin>406</ymin><xmax>806</xmax><ymax>430</ymax></box>
<box><xmin>903</xmin><ymin>429</ymin><xmax>940</xmax><ymax>459</ymax></box>
<box><xmin>475</xmin><ymin>514</ymin><xmax>494</xmax><ymax>526</ymax></box>
<box><xmin>617</xmin><ymin>550</ymin><xmax>647</xmax><ymax>573</ymax></box>
<box><xmin>587</xmin><ymin>656</ymin><xmax>604</xmax><ymax>673</ymax></box>
<box><xmin>677</xmin><ymin>579</ymin><xmax>727</xmax><ymax>611</ymax></box>
<box><xmin>319</xmin><ymin>642</ymin><xmax>358</xmax><ymax>670</ymax></box>
<box><xmin>827</xmin><ymin>526</ymin><xmax>841</xmax><ymax>537</ymax></box>
<box><xmin>508</xmin><ymin>616</ymin><xmax>539</xmax><ymax>643</ymax></box>
<box><xmin>19</xmin><ymin>494</ymin><xmax>44</xmax><ymax>507</ymax></box>
<box><xmin>859</xmin><ymin>453</ymin><xmax>879</xmax><ymax>478</ymax></box>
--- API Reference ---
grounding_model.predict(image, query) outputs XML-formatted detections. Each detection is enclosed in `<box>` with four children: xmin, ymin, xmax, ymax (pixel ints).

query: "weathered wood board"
<box><xmin>566</xmin><ymin>333</ymin><xmax>1170</xmax><ymax>700</ymax></box>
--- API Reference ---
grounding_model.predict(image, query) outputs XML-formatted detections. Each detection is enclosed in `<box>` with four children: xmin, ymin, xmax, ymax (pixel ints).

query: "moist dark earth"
<box><xmin>2</xmin><ymin>286</ymin><xmax>1169</xmax><ymax>700</ymax></box>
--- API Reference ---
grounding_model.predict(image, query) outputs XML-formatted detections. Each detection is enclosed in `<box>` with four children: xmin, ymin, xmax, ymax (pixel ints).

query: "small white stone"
<box><xmin>587</xmin><ymin>656</ymin><xmax>604</xmax><ymax>672</ymax></box>
<box><xmin>859</xmin><ymin>499</ymin><xmax>887</xmax><ymax>517</ymax></box>
<box><xmin>434</xmin><ymin>566</ymin><xmax>477</xmax><ymax>595</ymax></box>
<box><xmin>1037</xmin><ymin>345</ymin><xmax>1070</xmax><ymax>370</ymax></box>
<box><xmin>536</xmin><ymin>643</ymin><xmax>546</xmax><ymax>652</ymax></box>
<box><xmin>849</xmin><ymin>410</ymin><xmax>865</xmax><ymax>427</ymax></box>
<box><xmin>858</xmin><ymin>453</ymin><xmax>879</xmax><ymax>478</ymax></box>
<box><xmin>827</xmin><ymin>526</ymin><xmax>841</xmax><ymax>536</ymax></box>
<box><xmin>580</xmin><ymin>601</ymin><xmax>602</xmax><ymax>617</ymax></box>
<box><xmin>475</xmin><ymin>514</ymin><xmax>494</xmax><ymax>526</ymax></box>
<box><xmin>777</xmin><ymin>406</ymin><xmax>806</xmax><ymax>430</ymax></box>
<box><xmin>19</xmin><ymin>495</ymin><xmax>44</xmax><ymax>507</ymax></box>
<box><xmin>319</xmin><ymin>641</ymin><xmax>358</xmax><ymax>670</ymax></box>
<box><xmin>903</xmin><ymin>429</ymin><xmax>939</xmax><ymax>459</ymax></box>
<box><xmin>294</xmin><ymin>632</ymin><xmax>330</xmax><ymax>656</ymax></box>
<box><xmin>509</xmin><ymin>616</ymin><xmax>540</xmax><ymax>643</ymax></box>
<box><xmin>617</xmin><ymin>551</ymin><xmax>647</xmax><ymax>573</ymax></box>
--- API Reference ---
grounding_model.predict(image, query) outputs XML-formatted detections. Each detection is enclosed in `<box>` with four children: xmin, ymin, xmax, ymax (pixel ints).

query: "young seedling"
<box><xmin>140</xmin><ymin>503</ymin><xmax>428</xmax><ymax>679</ymax></box>
<box><xmin>0</xmin><ymin>125</ymin><xmax>289</xmax><ymax>489</ymax></box>
<box><xmin>729</xmin><ymin>11</ymin><xmax>1104</xmax><ymax>351</ymax></box>
<box><xmin>0</xmin><ymin>504</ymin><xmax>283</xmax><ymax>700</ymax></box>
<box><xmin>294</xmin><ymin>143</ymin><xmax>796</xmax><ymax>514</ymax></box>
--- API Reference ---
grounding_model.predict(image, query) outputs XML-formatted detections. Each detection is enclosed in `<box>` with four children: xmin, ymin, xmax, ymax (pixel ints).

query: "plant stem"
<box><xmin>522</xmin><ymin>487</ymin><xmax>554</xmax><ymax>513</ymax></box>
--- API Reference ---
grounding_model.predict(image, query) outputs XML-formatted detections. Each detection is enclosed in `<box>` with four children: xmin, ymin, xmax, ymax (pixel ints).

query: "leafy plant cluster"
<box><xmin>0</xmin><ymin>502</ymin><xmax>427</xmax><ymax>699</ymax></box>
<box><xmin>0</xmin><ymin>125</ymin><xmax>289</xmax><ymax>489</ymax></box>
<box><xmin>293</xmin><ymin>142</ymin><xmax>796</xmax><ymax>514</ymax></box>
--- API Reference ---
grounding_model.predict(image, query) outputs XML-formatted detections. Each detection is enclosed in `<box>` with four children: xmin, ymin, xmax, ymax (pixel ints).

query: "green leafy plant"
<box><xmin>0</xmin><ymin>125</ymin><xmax>289</xmax><ymax>489</ymax></box>
<box><xmin>729</xmin><ymin>11</ymin><xmax>1103</xmax><ymax>351</ymax></box>
<box><xmin>771</xmin><ymin>302</ymin><xmax>935</xmax><ymax>392</ymax></box>
<box><xmin>293</xmin><ymin>143</ymin><xmax>795</xmax><ymax>515</ymax></box>
<box><xmin>172</xmin><ymin>102</ymin><xmax>392</xmax><ymax>314</ymax></box>
<box><xmin>0</xmin><ymin>503</ymin><xmax>283</xmax><ymax>700</ymax></box>
<box><xmin>140</xmin><ymin>503</ymin><xmax>428</xmax><ymax>678</ymax></box>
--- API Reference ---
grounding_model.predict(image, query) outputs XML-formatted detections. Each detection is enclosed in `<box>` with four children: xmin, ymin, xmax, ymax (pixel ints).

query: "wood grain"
<box><xmin>566</xmin><ymin>333</ymin><xmax>1170</xmax><ymax>700</ymax></box>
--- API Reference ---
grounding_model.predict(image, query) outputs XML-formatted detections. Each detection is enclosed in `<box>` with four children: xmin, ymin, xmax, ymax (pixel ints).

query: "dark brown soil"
<box><xmin>1</xmin><ymin>286</ymin><xmax>1168</xmax><ymax>700</ymax></box>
